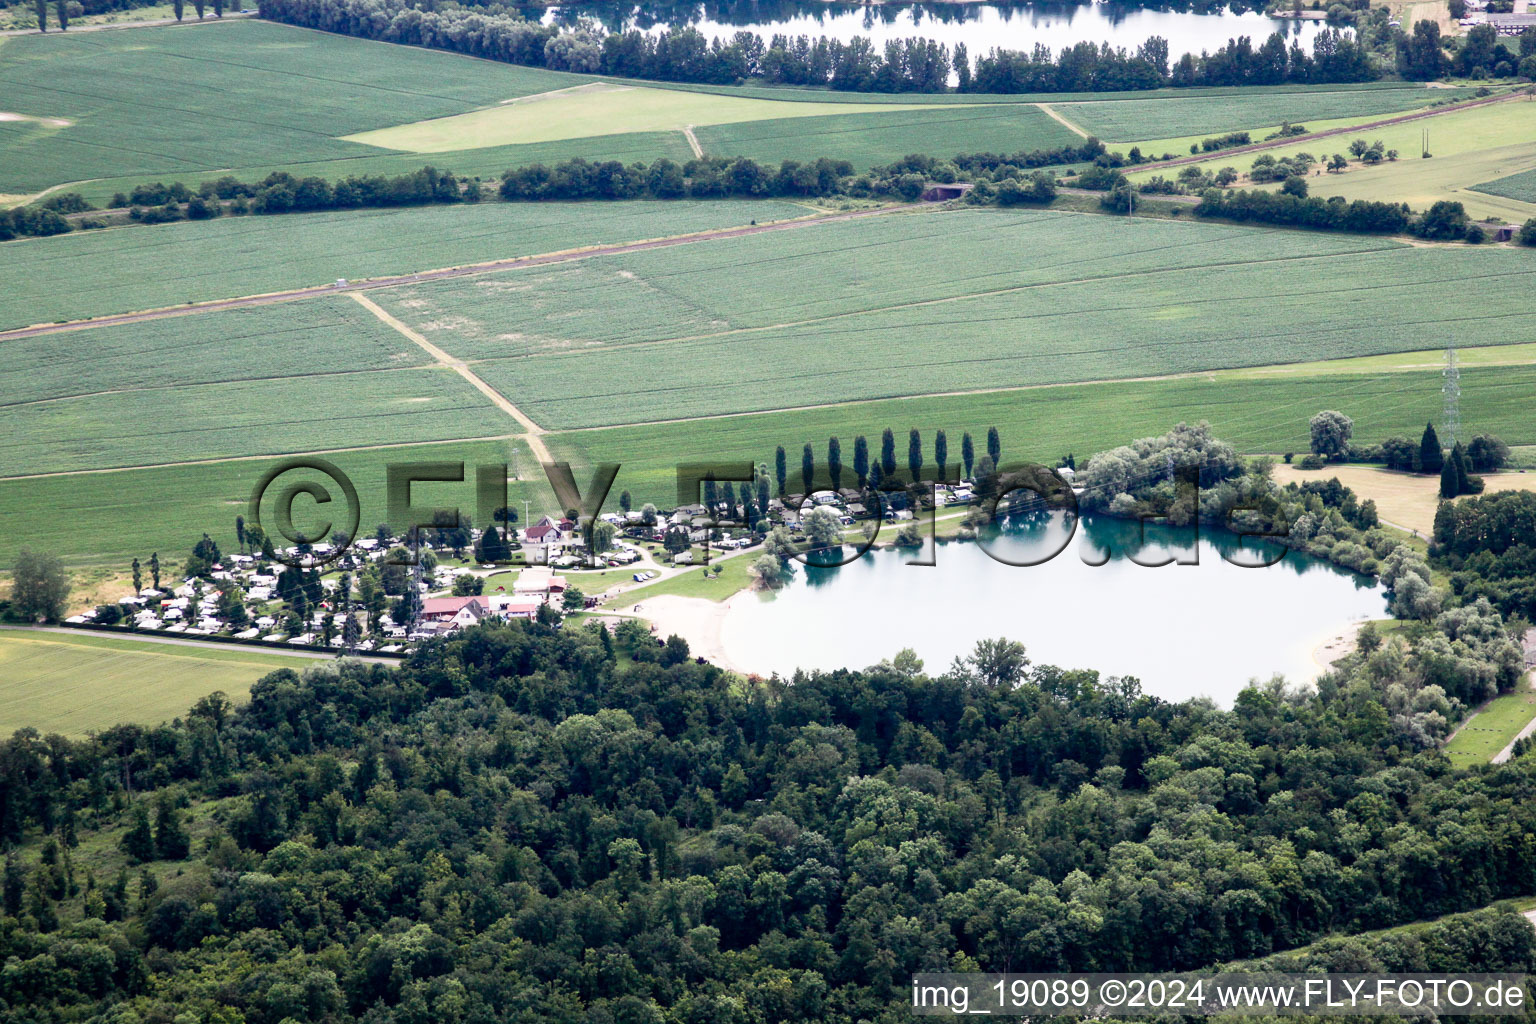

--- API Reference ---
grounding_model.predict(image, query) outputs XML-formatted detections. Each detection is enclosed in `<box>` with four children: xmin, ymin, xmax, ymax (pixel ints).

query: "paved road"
<box><xmin>0</xmin><ymin>205</ymin><xmax>914</xmax><ymax>343</ymax></box>
<box><xmin>0</xmin><ymin>623</ymin><xmax>399</xmax><ymax>665</ymax></box>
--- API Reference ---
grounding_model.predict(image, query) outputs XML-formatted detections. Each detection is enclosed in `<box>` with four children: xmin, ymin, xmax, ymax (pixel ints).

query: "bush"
<box><xmin>1299</xmin><ymin>454</ymin><xmax>1328</xmax><ymax>470</ymax></box>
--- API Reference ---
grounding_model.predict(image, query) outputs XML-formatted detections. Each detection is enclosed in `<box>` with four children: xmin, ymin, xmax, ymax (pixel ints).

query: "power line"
<box><xmin>1442</xmin><ymin>343</ymin><xmax>1460</xmax><ymax>446</ymax></box>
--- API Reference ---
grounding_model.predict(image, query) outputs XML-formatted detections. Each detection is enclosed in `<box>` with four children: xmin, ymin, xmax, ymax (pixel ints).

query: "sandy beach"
<box><xmin>1311</xmin><ymin>619</ymin><xmax>1365</xmax><ymax>674</ymax></box>
<box><xmin>621</xmin><ymin>591</ymin><xmax>756</xmax><ymax>675</ymax></box>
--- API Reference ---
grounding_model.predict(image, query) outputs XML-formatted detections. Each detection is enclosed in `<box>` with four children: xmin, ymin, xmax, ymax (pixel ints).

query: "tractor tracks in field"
<box><xmin>0</xmin><ymin>204</ymin><xmax>915</xmax><ymax>349</ymax></box>
<box><xmin>348</xmin><ymin>291</ymin><xmax>554</xmax><ymax>464</ymax></box>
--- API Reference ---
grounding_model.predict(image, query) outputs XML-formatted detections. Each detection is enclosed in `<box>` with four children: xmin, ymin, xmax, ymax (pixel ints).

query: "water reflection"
<box><xmin>720</xmin><ymin>512</ymin><xmax>1386</xmax><ymax>703</ymax></box>
<box><xmin>539</xmin><ymin>0</ymin><xmax>1330</xmax><ymax>61</ymax></box>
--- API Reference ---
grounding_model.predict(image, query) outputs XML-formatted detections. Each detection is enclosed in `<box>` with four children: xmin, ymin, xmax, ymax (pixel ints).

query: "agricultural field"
<box><xmin>1474</xmin><ymin>164</ymin><xmax>1536</xmax><ymax>204</ymax></box>
<box><xmin>0</xmin><ymin>19</ymin><xmax>592</xmax><ymax>193</ymax></box>
<box><xmin>1</xmin><ymin>19</ymin><xmax>1484</xmax><ymax>205</ymax></box>
<box><xmin>0</xmin><ymin>436</ymin><xmax>541</xmax><ymax>567</ymax></box>
<box><xmin>344</xmin><ymin>83</ymin><xmax>953</xmax><ymax>152</ymax></box>
<box><xmin>367</xmin><ymin>208</ymin><xmax>1536</xmax><ymax>429</ymax></box>
<box><xmin>0</xmin><ymin>199</ymin><xmax>810</xmax><ymax>329</ymax></box>
<box><xmin>0</xmin><ymin>628</ymin><xmax>298</xmax><ymax>736</ymax></box>
<box><xmin>548</xmin><ymin>363</ymin><xmax>1536</xmax><ymax>510</ymax></box>
<box><xmin>695</xmin><ymin>104</ymin><xmax>1082</xmax><ymax>168</ymax></box>
<box><xmin>1055</xmin><ymin>83</ymin><xmax>1471</xmax><ymax>142</ymax></box>
<box><xmin>2</xmin><ymin>296</ymin><xmax>427</xmax><ymax>404</ymax></box>
<box><xmin>0</xmin><ymin>365</ymin><xmax>513</xmax><ymax>476</ymax></box>
<box><xmin>1136</xmin><ymin>98</ymin><xmax>1536</xmax><ymax>222</ymax></box>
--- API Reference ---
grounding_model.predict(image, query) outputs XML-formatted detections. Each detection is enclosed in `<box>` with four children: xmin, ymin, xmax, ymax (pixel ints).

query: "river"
<box><xmin>718</xmin><ymin>513</ymin><xmax>1387</xmax><ymax>703</ymax></box>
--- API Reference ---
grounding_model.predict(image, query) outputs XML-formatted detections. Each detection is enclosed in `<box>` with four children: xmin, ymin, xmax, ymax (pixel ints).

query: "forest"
<box><xmin>2</xmin><ymin>580</ymin><xmax>1535</xmax><ymax>1022</ymax></box>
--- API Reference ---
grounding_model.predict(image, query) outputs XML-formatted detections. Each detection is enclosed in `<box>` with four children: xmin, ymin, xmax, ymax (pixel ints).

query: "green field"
<box><xmin>1058</xmin><ymin>85</ymin><xmax>1472</xmax><ymax>142</ymax></box>
<box><xmin>0</xmin><ymin>19</ymin><xmax>1481</xmax><ymax>204</ymax></box>
<box><xmin>1138</xmin><ymin>99</ymin><xmax>1536</xmax><ymax>222</ymax></box>
<box><xmin>548</xmin><ymin>364</ymin><xmax>1536</xmax><ymax>509</ymax></box>
<box><xmin>0</xmin><ymin>436</ymin><xmax>541</xmax><ymax>567</ymax></box>
<box><xmin>366</xmin><ymin>208</ymin><xmax>1536</xmax><ymax>429</ymax></box>
<box><xmin>695</xmin><ymin>104</ymin><xmax>1081</xmax><ymax>168</ymax></box>
<box><xmin>1444</xmin><ymin>675</ymin><xmax>1536</xmax><ymax>768</ymax></box>
<box><xmin>345</xmin><ymin>83</ymin><xmax>951</xmax><ymax>152</ymax></box>
<box><xmin>0</xmin><ymin>628</ymin><xmax>301</xmax><ymax>736</ymax></box>
<box><xmin>0</xmin><ymin>199</ymin><xmax>809</xmax><ymax>329</ymax></box>
<box><xmin>1474</xmin><ymin>165</ymin><xmax>1536</xmax><ymax>204</ymax></box>
<box><xmin>0</xmin><ymin>19</ymin><xmax>592</xmax><ymax>193</ymax></box>
<box><xmin>3</xmin><ymin>296</ymin><xmax>427</xmax><ymax>404</ymax></box>
<box><xmin>0</xmin><ymin>364</ymin><xmax>515</xmax><ymax>475</ymax></box>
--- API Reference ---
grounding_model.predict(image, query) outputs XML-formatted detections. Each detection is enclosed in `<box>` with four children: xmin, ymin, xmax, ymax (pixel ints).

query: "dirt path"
<box><xmin>1121</xmin><ymin>87</ymin><xmax>1532</xmax><ymax>174</ymax></box>
<box><xmin>682</xmin><ymin>125</ymin><xmax>704</xmax><ymax>159</ymax></box>
<box><xmin>0</xmin><ymin>204</ymin><xmax>916</xmax><ymax>343</ymax></box>
<box><xmin>349</xmin><ymin>292</ymin><xmax>553</xmax><ymax>460</ymax></box>
<box><xmin>1037</xmin><ymin>103</ymin><xmax>1090</xmax><ymax>139</ymax></box>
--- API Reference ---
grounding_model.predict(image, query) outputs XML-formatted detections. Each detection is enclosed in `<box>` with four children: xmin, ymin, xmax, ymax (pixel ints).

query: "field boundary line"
<box><xmin>350</xmin><ymin>291</ymin><xmax>554</xmax><ymax>462</ymax></box>
<box><xmin>551</xmin><ymin>346</ymin><xmax>1536</xmax><ymax>435</ymax></box>
<box><xmin>0</xmin><ymin>204</ymin><xmax>920</xmax><ymax>343</ymax></box>
<box><xmin>1121</xmin><ymin>85</ymin><xmax>1534</xmax><ymax>171</ymax></box>
<box><xmin>0</xmin><ymin>433</ymin><xmax>521</xmax><ymax>481</ymax></box>
<box><xmin>0</xmin><ymin>363</ymin><xmax>442</xmax><ymax>412</ymax></box>
<box><xmin>1036</xmin><ymin>103</ymin><xmax>1090</xmax><ymax>139</ymax></box>
<box><xmin>535</xmin><ymin>236</ymin><xmax>1416</xmax><ymax>354</ymax></box>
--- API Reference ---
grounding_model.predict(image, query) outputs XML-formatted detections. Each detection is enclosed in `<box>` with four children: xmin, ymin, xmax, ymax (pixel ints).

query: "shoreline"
<box><xmin>1310</xmin><ymin>618</ymin><xmax>1366</xmax><ymax>676</ymax></box>
<box><xmin>621</xmin><ymin>591</ymin><xmax>756</xmax><ymax>674</ymax></box>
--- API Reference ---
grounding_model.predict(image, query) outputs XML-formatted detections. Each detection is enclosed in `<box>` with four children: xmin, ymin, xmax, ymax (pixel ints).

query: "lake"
<box><xmin>537</xmin><ymin>1</ymin><xmax>1336</xmax><ymax>63</ymax></box>
<box><xmin>719</xmin><ymin>512</ymin><xmax>1387</xmax><ymax>703</ymax></box>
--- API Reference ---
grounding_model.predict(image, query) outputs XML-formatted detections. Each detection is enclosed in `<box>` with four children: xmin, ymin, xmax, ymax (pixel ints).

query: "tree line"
<box><xmin>257</xmin><ymin>0</ymin><xmax>1383</xmax><ymax>93</ymax></box>
<box><xmin>2</xmin><ymin>607</ymin><xmax>1535</xmax><ymax>1022</ymax></box>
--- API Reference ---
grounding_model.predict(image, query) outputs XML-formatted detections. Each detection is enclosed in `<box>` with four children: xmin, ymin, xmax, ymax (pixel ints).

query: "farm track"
<box><xmin>1125</xmin><ymin>87</ymin><xmax>1534</xmax><ymax>173</ymax></box>
<box><xmin>349</xmin><ymin>292</ymin><xmax>554</xmax><ymax>461</ymax></box>
<box><xmin>0</xmin><ymin>204</ymin><xmax>917</xmax><ymax>344</ymax></box>
<box><xmin>1036</xmin><ymin>103</ymin><xmax>1091</xmax><ymax>139</ymax></box>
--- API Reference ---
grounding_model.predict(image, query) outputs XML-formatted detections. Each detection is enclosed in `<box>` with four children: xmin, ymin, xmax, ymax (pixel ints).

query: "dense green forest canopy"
<box><xmin>2</xmin><ymin>610</ymin><xmax>1535</xmax><ymax>1023</ymax></box>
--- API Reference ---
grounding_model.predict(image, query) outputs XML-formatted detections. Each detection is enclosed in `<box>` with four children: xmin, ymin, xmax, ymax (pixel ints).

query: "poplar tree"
<box><xmin>1419</xmin><ymin>422</ymin><xmax>1444</xmax><ymax>474</ymax></box>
